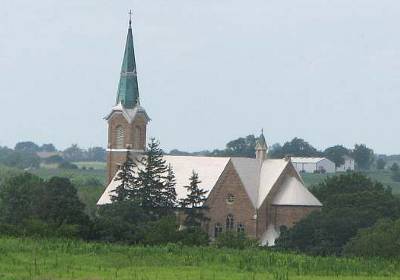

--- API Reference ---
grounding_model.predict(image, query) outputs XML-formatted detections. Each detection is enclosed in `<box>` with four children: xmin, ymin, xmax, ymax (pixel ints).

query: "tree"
<box><xmin>268</xmin><ymin>143</ymin><xmax>283</xmax><ymax>158</ymax></box>
<box><xmin>2</xmin><ymin>150</ymin><xmax>40</xmax><ymax>169</ymax></box>
<box><xmin>39</xmin><ymin>177</ymin><xmax>88</xmax><ymax>228</ymax></box>
<box><xmin>225</xmin><ymin>135</ymin><xmax>257</xmax><ymax>158</ymax></box>
<box><xmin>40</xmin><ymin>143</ymin><xmax>57</xmax><ymax>152</ymax></box>
<box><xmin>111</xmin><ymin>151</ymin><xmax>138</xmax><ymax>202</ymax></box>
<box><xmin>87</xmin><ymin>147</ymin><xmax>106</xmax><ymax>161</ymax></box>
<box><xmin>180</xmin><ymin>171</ymin><xmax>208</xmax><ymax>228</ymax></box>
<box><xmin>0</xmin><ymin>173</ymin><xmax>44</xmax><ymax>225</ymax></box>
<box><xmin>275</xmin><ymin>173</ymin><xmax>400</xmax><ymax>255</ymax></box>
<box><xmin>376</xmin><ymin>158</ymin><xmax>387</xmax><ymax>170</ymax></box>
<box><xmin>14</xmin><ymin>141</ymin><xmax>40</xmax><ymax>153</ymax></box>
<box><xmin>344</xmin><ymin>219</ymin><xmax>400</xmax><ymax>258</ymax></box>
<box><xmin>269</xmin><ymin>138</ymin><xmax>321</xmax><ymax>158</ymax></box>
<box><xmin>136</xmin><ymin>138</ymin><xmax>168</xmax><ymax>214</ymax></box>
<box><xmin>94</xmin><ymin>201</ymin><xmax>149</xmax><ymax>243</ymax></box>
<box><xmin>390</xmin><ymin>163</ymin><xmax>399</xmax><ymax>172</ymax></box>
<box><xmin>352</xmin><ymin>144</ymin><xmax>374</xmax><ymax>170</ymax></box>
<box><xmin>63</xmin><ymin>144</ymin><xmax>86</xmax><ymax>161</ymax></box>
<box><xmin>162</xmin><ymin>164</ymin><xmax>177</xmax><ymax>210</ymax></box>
<box><xmin>324</xmin><ymin>145</ymin><xmax>350</xmax><ymax>167</ymax></box>
<box><xmin>0</xmin><ymin>174</ymin><xmax>89</xmax><ymax>238</ymax></box>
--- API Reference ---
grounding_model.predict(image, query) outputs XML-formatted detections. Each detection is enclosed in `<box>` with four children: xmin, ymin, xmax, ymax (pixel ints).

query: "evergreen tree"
<box><xmin>111</xmin><ymin>151</ymin><xmax>138</xmax><ymax>202</ymax></box>
<box><xmin>180</xmin><ymin>171</ymin><xmax>208</xmax><ymax>228</ymax></box>
<box><xmin>136</xmin><ymin>138</ymin><xmax>168</xmax><ymax>214</ymax></box>
<box><xmin>162</xmin><ymin>164</ymin><xmax>177</xmax><ymax>210</ymax></box>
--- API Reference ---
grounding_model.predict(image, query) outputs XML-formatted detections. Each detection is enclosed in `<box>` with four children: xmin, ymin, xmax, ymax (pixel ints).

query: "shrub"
<box><xmin>177</xmin><ymin>227</ymin><xmax>209</xmax><ymax>246</ymax></box>
<box><xmin>144</xmin><ymin>216</ymin><xmax>179</xmax><ymax>245</ymax></box>
<box><xmin>344</xmin><ymin>219</ymin><xmax>400</xmax><ymax>258</ymax></box>
<box><xmin>58</xmin><ymin>161</ymin><xmax>78</xmax><ymax>169</ymax></box>
<box><xmin>43</xmin><ymin>155</ymin><xmax>64</xmax><ymax>164</ymax></box>
<box><xmin>214</xmin><ymin>231</ymin><xmax>258</xmax><ymax>249</ymax></box>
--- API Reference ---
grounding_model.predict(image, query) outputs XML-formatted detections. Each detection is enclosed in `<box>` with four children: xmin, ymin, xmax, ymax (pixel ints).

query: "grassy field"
<box><xmin>0</xmin><ymin>237</ymin><xmax>398</xmax><ymax>280</ymax></box>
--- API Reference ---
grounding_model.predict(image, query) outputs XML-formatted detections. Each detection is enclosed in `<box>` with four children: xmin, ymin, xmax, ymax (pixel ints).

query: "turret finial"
<box><xmin>129</xmin><ymin>9</ymin><xmax>132</xmax><ymax>28</ymax></box>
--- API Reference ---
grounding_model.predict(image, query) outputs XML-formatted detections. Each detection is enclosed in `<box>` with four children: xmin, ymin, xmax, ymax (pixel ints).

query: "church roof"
<box><xmin>98</xmin><ymin>156</ymin><xmax>230</xmax><ymax>205</ymax></box>
<box><xmin>98</xmin><ymin>155</ymin><xmax>321</xmax><ymax>209</ymax></box>
<box><xmin>257</xmin><ymin>159</ymin><xmax>290</xmax><ymax>207</ymax></box>
<box><xmin>116</xmin><ymin>19</ymin><xmax>139</xmax><ymax>109</ymax></box>
<box><xmin>272</xmin><ymin>176</ymin><xmax>322</xmax><ymax>206</ymax></box>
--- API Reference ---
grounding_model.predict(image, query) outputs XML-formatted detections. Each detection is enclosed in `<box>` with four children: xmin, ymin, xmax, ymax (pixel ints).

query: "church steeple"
<box><xmin>106</xmin><ymin>12</ymin><xmax>150</xmax><ymax>184</ymax></box>
<box><xmin>116</xmin><ymin>10</ymin><xmax>139</xmax><ymax>109</ymax></box>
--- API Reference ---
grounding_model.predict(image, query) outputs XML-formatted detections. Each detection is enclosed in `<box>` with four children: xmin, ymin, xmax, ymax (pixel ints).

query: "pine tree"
<box><xmin>111</xmin><ymin>151</ymin><xmax>138</xmax><ymax>202</ymax></box>
<box><xmin>162</xmin><ymin>164</ymin><xmax>177</xmax><ymax>210</ymax></box>
<box><xmin>180</xmin><ymin>171</ymin><xmax>208</xmax><ymax>228</ymax></box>
<box><xmin>136</xmin><ymin>138</ymin><xmax>168</xmax><ymax>214</ymax></box>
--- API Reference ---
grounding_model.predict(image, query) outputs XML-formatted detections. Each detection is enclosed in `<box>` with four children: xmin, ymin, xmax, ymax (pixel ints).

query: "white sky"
<box><xmin>0</xmin><ymin>0</ymin><xmax>399</xmax><ymax>154</ymax></box>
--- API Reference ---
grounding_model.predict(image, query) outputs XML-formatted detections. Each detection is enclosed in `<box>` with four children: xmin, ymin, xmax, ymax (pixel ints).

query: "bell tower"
<box><xmin>105</xmin><ymin>12</ymin><xmax>150</xmax><ymax>184</ymax></box>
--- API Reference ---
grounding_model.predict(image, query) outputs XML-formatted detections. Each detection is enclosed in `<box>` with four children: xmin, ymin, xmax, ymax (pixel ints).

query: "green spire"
<box><xmin>116</xmin><ymin>13</ymin><xmax>139</xmax><ymax>109</ymax></box>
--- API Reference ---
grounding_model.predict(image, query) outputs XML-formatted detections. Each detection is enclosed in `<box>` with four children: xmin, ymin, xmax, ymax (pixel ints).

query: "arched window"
<box><xmin>115</xmin><ymin>125</ymin><xmax>125</xmax><ymax>149</ymax></box>
<box><xmin>214</xmin><ymin>223</ymin><xmax>223</xmax><ymax>238</ymax></box>
<box><xmin>226</xmin><ymin>214</ymin><xmax>234</xmax><ymax>231</ymax></box>
<box><xmin>134</xmin><ymin>126</ymin><xmax>141</xmax><ymax>149</ymax></box>
<box><xmin>237</xmin><ymin>223</ymin><xmax>245</xmax><ymax>233</ymax></box>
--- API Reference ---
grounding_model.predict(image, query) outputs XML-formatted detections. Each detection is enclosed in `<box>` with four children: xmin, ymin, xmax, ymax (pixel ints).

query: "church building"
<box><xmin>97</xmin><ymin>18</ymin><xmax>322</xmax><ymax>245</ymax></box>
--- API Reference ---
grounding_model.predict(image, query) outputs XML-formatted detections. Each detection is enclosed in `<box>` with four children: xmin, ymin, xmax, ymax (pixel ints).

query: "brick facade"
<box><xmin>106</xmin><ymin>111</ymin><xmax>148</xmax><ymax>184</ymax></box>
<box><xmin>205</xmin><ymin>161</ymin><xmax>257</xmax><ymax>239</ymax></box>
<box><xmin>270</xmin><ymin>205</ymin><xmax>320</xmax><ymax>228</ymax></box>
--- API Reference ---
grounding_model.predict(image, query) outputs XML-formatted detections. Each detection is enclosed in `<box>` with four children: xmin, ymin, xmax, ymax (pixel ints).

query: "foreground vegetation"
<box><xmin>0</xmin><ymin>237</ymin><xmax>399</xmax><ymax>280</ymax></box>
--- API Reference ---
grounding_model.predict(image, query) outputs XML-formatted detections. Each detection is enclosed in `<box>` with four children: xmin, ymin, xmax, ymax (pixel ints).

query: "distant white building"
<box><xmin>291</xmin><ymin>157</ymin><xmax>336</xmax><ymax>173</ymax></box>
<box><xmin>336</xmin><ymin>155</ymin><xmax>355</xmax><ymax>172</ymax></box>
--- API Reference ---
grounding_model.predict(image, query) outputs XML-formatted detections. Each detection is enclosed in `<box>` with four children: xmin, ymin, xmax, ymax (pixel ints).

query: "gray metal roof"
<box><xmin>98</xmin><ymin>156</ymin><xmax>321</xmax><ymax>209</ymax></box>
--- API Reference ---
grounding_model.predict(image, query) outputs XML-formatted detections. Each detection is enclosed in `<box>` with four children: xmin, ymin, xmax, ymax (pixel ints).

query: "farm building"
<box><xmin>291</xmin><ymin>157</ymin><xmax>336</xmax><ymax>173</ymax></box>
<box><xmin>336</xmin><ymin>155</ymin><xmax>355</xmax><ymax>172</ymax></box>
<box><xmin>97</xmin><ymin>19</ymin><xmax>322</xmax><ymax>246</ymax></box>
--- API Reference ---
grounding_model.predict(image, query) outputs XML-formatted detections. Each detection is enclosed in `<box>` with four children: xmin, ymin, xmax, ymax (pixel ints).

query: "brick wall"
<box><xmin>106</xmin><ymin>111</ymin><xmax>148</xmax><ymax>183</ymax></box>
<box><xmin>271</xmin><ymin>205</ymin><xmax>321</xmax><ymax>228</ymax></box>
<box><xmin>205</xmin><ymin>161</ymin><xmax>257</xmax><ymax>239</ymax></box>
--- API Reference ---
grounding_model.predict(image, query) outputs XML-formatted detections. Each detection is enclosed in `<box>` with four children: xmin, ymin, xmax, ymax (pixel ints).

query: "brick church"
<box><xmin>97</xmin><ymin>18</ymin><xmax>322</xmax><ymax>245</ymax></box>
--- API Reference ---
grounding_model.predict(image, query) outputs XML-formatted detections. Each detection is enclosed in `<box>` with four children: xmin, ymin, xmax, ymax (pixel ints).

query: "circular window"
<box><xmin>226</xmin><ymin>193</ymin><xmax>235</xmax><ymax>204</ymax></box>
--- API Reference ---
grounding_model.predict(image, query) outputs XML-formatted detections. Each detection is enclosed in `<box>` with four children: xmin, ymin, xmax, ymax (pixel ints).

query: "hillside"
<box><xmin>302</xmin><ymin>170</ymin><xmax>400</xmax><ymax>194</ymax></box>
<box><xmin>0</xmin><ymin>237</ymin><xmax>398</xmax><ymax>280</ymax></box>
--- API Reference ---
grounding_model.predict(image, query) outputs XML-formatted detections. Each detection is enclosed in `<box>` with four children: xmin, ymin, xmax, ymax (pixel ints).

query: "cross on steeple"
<box><xmin>128</xmin><ymin>10</ymin><xmax>133</xmax><ymax>28</ymax></box>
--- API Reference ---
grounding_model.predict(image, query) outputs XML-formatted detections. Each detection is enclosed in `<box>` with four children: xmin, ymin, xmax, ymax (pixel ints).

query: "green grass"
<box><xmin>0</xmin><ymin>237</ymin><xmax>399</xmax><ymax>280</ymax></box>
<box><xmin>302</xmin><ymin>171</ymin><xmax>400</xmax><ymax>194</ymax></box>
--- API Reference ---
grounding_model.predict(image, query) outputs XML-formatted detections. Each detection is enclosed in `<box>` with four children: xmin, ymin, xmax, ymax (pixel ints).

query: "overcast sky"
<box><xmin>0</xmin><ymin>0</ymin><xmax>399</xmax><ymax>154</ymax></box>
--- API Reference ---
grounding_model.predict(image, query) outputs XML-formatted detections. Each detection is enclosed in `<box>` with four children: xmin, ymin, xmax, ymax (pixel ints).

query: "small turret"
<box><xmin>255</xmin><ymin>129</ymin><xmax>268</xmax><ymax>163</ymax></box>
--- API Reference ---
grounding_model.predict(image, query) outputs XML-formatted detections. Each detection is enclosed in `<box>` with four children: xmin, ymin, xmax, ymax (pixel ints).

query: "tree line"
<box><xmin>171</xmin><ymin>135</ymin><xmax>386</xmax><ymax>171</ymax></box>
<box><xmin>0</xmin><ymin>141</ymin><xmax>107</xmax><ymax>170</ymax></box>
<box><xmin>0</xmin><ymin>139</ymin><xmax>211</xmax><ymax>246</ymax></box>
